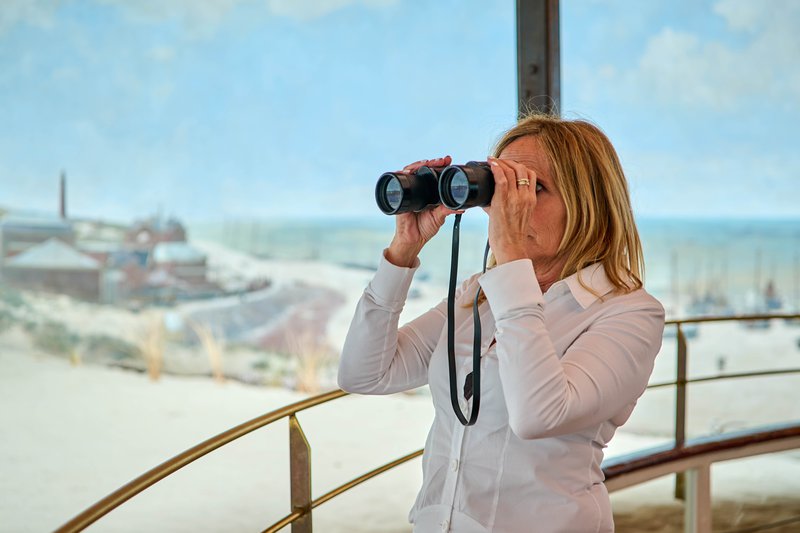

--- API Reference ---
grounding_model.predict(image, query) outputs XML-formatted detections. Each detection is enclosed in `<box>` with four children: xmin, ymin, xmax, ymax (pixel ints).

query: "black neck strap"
<box><xmin>446</xmin><ymin>214</ymin><xmax>490</xmax><ymax>426</ymax></box>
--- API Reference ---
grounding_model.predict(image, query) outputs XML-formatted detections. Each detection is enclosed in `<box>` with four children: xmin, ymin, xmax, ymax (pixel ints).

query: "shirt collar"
<box><xmin>559</xmin><ymin>262</ymin><xmax>616</xmax><ymax>309</ymax></box>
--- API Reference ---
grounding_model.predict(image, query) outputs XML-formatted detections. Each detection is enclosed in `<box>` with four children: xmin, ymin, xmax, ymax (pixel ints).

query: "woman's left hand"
<box><xmin>486</xmin><ymin>156</ymin><xmax>538</xmax><ymax>265</ymax></box>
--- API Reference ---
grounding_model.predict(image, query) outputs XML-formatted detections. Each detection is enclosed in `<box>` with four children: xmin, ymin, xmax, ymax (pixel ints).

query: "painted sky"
<box><xmin>0</xmin><ymin>0</ymin><xmax>798</xmax><ymax>223</ymax></box>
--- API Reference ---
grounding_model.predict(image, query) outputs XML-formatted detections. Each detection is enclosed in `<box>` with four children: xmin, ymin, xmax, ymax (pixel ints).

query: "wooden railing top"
<box><xmin>665</xmin><ymin>313</ymin><xmax>800</xmax><ymax>325</ymax></box>
<box><xmin>603</xmin><ymin>422</ymin><xmax>800</xmax><ymax>481</ymax></box>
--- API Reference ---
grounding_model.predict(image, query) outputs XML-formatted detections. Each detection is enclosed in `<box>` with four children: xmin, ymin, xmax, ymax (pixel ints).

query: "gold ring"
<box><xmin>517</xmin><ymin>178</ymin><xmax>531</xmax><ymax>186</ymax></box>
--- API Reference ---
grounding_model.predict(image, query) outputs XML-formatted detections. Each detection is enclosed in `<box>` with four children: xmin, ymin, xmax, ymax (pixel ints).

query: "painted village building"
<box><xmin>0</xmin><ymin>214</ymin><xmax>75</xmax><ymax>260</ymax></box>
<box><xmin>124</xmin><ymin>215</ymin><xmax>186</xmax><ymax>249</ymax></box>
<box><xmin>118</xmin><ymin>215</ymin><xmax>220</xmax><ymax>301</ymax></box>
<box><xmin>2</xmin><ymin>238</ymin><xmax>102</xmax><ymax>301</ymax></box>
<box><xmin>137</xmin><ymin>241</ymin><xmax>221</xmax><ymax>302</ymax></box>
<box><xmin>0</xmin><ymin>191</ymin><xmax>219</xmax><ymax>303</ymax></box>
<box><xmin>151</xmin><ymin>241</ymin><xmax>207</xmax><ymax>285</ymax></box>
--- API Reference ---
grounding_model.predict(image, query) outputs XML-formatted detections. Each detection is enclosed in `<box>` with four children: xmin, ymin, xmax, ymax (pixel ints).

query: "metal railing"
<box><xmin>602</xmin><ymin>422</ymin><xmax>800</xmax><ymax>533</ymax></box>
<box><xmin>56</xmin><ymin>312</ymin><xmax>800</xmax><ymax>533</ymax></box>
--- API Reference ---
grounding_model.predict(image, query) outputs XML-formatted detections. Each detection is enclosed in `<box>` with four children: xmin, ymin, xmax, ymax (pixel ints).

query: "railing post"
<box><xmin>675</xmin><ymin>323</ymin><xmax>688</xmax><ymax>500</ymax></box>
<box><xmin>289</xmin><ymin>415</ymin><xmax>312</xmax><ymax>533</ymax></box>
<box><xmin>684</xmin><ymin>464</ymin><xmax>712</xmax><ymax>533</ymax></box>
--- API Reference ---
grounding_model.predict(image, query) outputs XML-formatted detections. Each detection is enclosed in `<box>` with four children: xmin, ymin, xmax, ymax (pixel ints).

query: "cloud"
<box><xmin>0</xmin><ymin>0</ymin><xmax>247</xmax><ymax>38</ymax></box>
<box><xmin>97</xmin><ymin>0</ymin><xmax>247</xmax><ymax>38</ymax></box>
<box><xmin>626</xmin><ymin>149</ymin><xmax>800</xmax><ymax>218</ymax></box>
<box><xmin>713</xmin><ymin>0</ymin><xmax>769</xmax><ymax>33</ymax></box>
<box><xmin>148</xmin><ymin>45</ymin><xmax>176</xmax><ymax>63</ymax></box>
<box><xmin>625</xmin><ymin>0</ymin><xmax>800</xmax><ymax>113</ymax></box>
<box><xmin>0</xmin><ymin>0</ymin><xmax>57</xmax><ymax>34</ymax></box>
<box><xmin>265</xmin><ymin>0</ymin><xmax>398</xmax><ymax>21</ymax></box>
<box><xmin>633</xmin><ymin>28</ymin><xmax>743</xmax><ymax>111</ymax></box>
<box><xmin>96</xmin><ymin>0</ymin><xmax>399</xmax><ymax>36</ymax></box>
<box><xmin>3</xmin><ymin>0</ymin><xmax>397</xmax><ymax>39</ymax></box>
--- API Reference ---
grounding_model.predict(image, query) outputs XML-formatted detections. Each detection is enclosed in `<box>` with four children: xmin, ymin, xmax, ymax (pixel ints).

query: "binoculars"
<box><xmin>375</xmin><ymin>162</ymin><xmax>494</xmax><ymax>215</ymax></box>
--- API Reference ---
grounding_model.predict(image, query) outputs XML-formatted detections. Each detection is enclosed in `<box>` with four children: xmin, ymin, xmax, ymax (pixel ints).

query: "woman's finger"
<box><xmin>514</xmin><ymin>166</ymin><xmax>537</xmax><ymax>203</ymax></box>
<box><xmin>497</xmin><ymin>159</ymin><xmax>538</xmax><ymax>207</ymax></box>
<box><xmin>433</xmin><ymin>204</ymin><xmax>464</xmax><ymax>217</ymax></box>
<box><xmin>525</xmin><ymin>168</ymin><xmax>538</xmax><ymax>200</ymax></box>
<box><xmin>429</xmin><ymin>155</ymin><xmax>452</xmax><ymax>167</ymax></box>
<box><xmin>401</xmin><ymin>160</ymin><xmax>426</xmax><ymax>173</ymax></box>
<box><xmin>506</xmin><ymin>160</ymin><xmax>530</xmax><ymax>190</ymax></box>
<box><xmin>494</xmin><ymin>159</ymin><xmax>528</xmax><ymax>195</ymax></box>
<box><xmin>402</xmin><ymin>155</ymin><xmax>451</xmax><ymax>173</ymax></box>
<box><xmin>489</xmin><ymin>157</ymin><xmax>518</xmax><ymax>202</ymax></box>
<box><xmin>488</xmin><ymin>157</ymin><xmax>509</xmax><ymax>191</ymax></box>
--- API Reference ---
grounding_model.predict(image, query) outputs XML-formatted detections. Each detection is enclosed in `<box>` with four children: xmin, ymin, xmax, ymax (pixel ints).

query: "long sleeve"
<box><xmin>338</xmin><ymin>253</ymin><xmax>468</xmax><ymax>395</ymax></box>
<box><xmin>478</xmin><ymin>259</ymin><xmax>665</xmax><ymax>439</ymax></box>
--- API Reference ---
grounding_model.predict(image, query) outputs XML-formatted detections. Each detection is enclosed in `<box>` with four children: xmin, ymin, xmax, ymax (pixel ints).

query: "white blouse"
<box><xmin>338</xmin><ymin>254</ymin><xmax>665</xmax><ymax>533</ymax></box>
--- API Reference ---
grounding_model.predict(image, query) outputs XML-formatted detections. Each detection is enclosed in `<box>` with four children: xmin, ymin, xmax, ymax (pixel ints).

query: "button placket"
<box><xmin>442</xmin><ymin>420</ymin><xmax>466</xmax><ymax>529</ymax></box>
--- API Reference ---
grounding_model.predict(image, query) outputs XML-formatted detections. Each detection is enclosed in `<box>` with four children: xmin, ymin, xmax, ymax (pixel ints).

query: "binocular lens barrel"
<box><xmin>375</xmin><ymin>166</ymin><xmax>441</xmax><ymax>215</ymax></box>
<box><xmin>438</xmin><ymin>162</ymin><xmax>494</xmax><ymax>210</ymax></box>
<box><xmin>375</xmin><ymin>161</ymin><xmax>494</xmax><ymax>214</ymax></box>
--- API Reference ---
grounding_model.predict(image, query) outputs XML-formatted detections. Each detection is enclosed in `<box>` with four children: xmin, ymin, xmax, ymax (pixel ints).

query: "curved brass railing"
<box><xmin>656</xmin><ymin>313</ymin><xmax>800</xmax><ymax>468</ymax></box>
<box><xmin>55</xmin><ymin>389</ymin><xmax>347</xmax><ymax>532</ymax></box>
<box><xmin>56</xmin><ymin>312</ymin><xmax>800</xmax><ymax>533</ymax></box>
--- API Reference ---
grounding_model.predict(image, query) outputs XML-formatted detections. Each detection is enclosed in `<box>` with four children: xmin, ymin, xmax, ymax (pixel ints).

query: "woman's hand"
<box><xmin>386</xmin><ymin>156</ymin><xmax>462</xmax><ymax>268</ymax></box>
<box><xmin>486</xmin><ymin>156</ymin><xmax>538</xmax><ymax>265</ymax></box>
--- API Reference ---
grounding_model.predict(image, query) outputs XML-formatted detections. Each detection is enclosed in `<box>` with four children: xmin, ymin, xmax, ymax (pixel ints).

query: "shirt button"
<box><xmin>440</xmin><ymin>520</ymin><xmax>450</xmax><ymax>531</ymax></box>
<box><xmin>450</xmin><ymin>459</ymin><xmax>459</xmax><ymax>472</ymax></box>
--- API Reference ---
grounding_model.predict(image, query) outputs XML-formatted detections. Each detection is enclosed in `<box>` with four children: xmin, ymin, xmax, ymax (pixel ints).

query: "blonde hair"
<box><xmin>485</xmin><ymin>113</ymin><xmax>644</xmax><ymax>297</ymax></box>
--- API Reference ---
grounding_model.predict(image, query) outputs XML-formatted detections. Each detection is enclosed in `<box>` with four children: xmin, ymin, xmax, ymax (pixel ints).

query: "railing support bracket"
<box><xmin>289</xmin><ymin>415</ymin><xmax>312</xmax><ymax>533</ymax></box>
<box><xmin>684</xmin><ymin>464</ymin><xmax>711</xmax><ymax>533</ymax></box>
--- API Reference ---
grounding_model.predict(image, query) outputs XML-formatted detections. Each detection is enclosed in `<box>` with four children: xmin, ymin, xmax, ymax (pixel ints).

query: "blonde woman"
<box><xmin>338</xmin><ymin>114</ymin><xmax>665</xmax><ymax>532</ymax></box>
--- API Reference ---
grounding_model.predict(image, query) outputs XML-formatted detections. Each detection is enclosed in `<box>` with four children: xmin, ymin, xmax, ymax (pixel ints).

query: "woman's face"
<box><xmin>483</xmin><ymin>135</ymin><xmax>567</xmax><ymax>270</ymax></box>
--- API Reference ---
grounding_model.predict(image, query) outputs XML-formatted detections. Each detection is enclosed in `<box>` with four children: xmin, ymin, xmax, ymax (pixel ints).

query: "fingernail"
<box><xmin>491</xmin><ymin>161</ymin><xmax>499</xmax><ymax>166</ymax></box>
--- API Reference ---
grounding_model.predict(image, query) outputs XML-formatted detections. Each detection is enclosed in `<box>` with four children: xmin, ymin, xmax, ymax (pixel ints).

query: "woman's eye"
<box><xmin>535</xmin><ymin>183</ymin><xmax>544</xmax><ymax>193</ymax></box>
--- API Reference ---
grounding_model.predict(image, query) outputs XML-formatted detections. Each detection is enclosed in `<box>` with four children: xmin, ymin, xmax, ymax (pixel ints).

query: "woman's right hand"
<box><xmin>385</xmin><ymin>156</ymin><xmax>461</xmax><ymax>268</ymax></box>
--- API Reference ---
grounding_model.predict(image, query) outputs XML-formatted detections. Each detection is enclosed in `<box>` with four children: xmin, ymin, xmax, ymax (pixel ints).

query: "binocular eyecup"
<box><xmin>375</xmin><ymin>161</ymin><xmax>494</xmax><ymax>215</ymax></box>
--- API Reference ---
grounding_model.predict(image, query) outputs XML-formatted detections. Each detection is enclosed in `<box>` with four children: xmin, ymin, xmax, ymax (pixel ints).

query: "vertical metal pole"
<box><xmin>516</xmin><ymin>0</ymin><xmax>561</xmax><ymax>117</ymax></box>
<box><xmin>684</xmin><ymin>465</ymin><xmax>712</xmax><ymax>533</ymax></box>
<box><xmin>289</xmin><ymin>415</ymin><xmax>312</xmax><ymax>533</ymax></box>
<box><xmin>675</xmin><ymin>323</ymin><xmax>688</xmax><ymax>500</ymax></box>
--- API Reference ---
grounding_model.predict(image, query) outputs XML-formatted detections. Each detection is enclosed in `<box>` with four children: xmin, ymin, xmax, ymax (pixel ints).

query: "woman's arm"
<box><xmin>338</xmin><ymin>156</ymin><xmax>463</xmax><ymax>394</ymax></box>
<box><xmin>337</xmin><ymin>253</ymin><xmax>470</xmax><ymax>395</ymax></box>
<box><xmin>479</xmin><ymin>259</ymin><xmax>665</xmax><ymax>439</ymax></box>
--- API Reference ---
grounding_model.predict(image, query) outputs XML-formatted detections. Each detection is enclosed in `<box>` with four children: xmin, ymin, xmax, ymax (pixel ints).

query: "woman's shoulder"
<box><xmin>603</xmin><ymin>286</ymin><xmax>666</xmax><ymax>318</ymax></box>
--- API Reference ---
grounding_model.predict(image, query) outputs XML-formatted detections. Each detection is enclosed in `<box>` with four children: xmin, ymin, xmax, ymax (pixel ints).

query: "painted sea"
<box><xmin>192</xmin><ymin>216</ymin><xmax>800</xmax><ymax>318</ymax></box>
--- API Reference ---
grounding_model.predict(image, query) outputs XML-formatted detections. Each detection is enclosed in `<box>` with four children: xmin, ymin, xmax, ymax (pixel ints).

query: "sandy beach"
<box><xmin>1</xmin><ymin>242</ymin><xmax>800</xmax><ymax>532</ymax></box>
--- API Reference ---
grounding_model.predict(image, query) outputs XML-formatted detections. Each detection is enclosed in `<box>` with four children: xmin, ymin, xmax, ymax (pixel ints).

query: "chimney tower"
<box><xmin>59</xmin><ymin>170</ymin><xmax>67</xmax><ymax>219</ymax></box>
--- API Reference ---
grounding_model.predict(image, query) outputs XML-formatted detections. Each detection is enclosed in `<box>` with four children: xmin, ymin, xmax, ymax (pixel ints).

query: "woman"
<box><xmin>338</xmin><ymin>114</ymin><xmax>665</xmax><ymax>532</ymax></box>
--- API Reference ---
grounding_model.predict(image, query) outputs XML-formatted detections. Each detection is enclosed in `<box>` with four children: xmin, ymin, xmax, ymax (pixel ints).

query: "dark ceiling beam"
<box><xmin>516</xmin><ymin>0</ymin><xmax>561</xmax><ymax>117</ymax></box>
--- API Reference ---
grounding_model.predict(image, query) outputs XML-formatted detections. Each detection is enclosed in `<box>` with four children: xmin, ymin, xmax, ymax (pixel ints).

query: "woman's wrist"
<box><xmin>385</xmin><ymin>240</ymin><xmax>422</xmax><ymax>268</ymax></box>
<box><xmin>492</xmin><ymin>246</ymin><xmax>528</xmax><ymax>265</ymax></box>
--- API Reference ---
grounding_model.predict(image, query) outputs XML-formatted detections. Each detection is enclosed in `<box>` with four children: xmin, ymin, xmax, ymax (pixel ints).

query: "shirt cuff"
<box><xmin>364</xmin><ymin>250</ymin><xmax>420</xmax><ymax>308</ymax></box>
<box><xmin>478</xmin><ymin>259</ymin><xmax>544</xmax><ymax>319</ymax></box>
